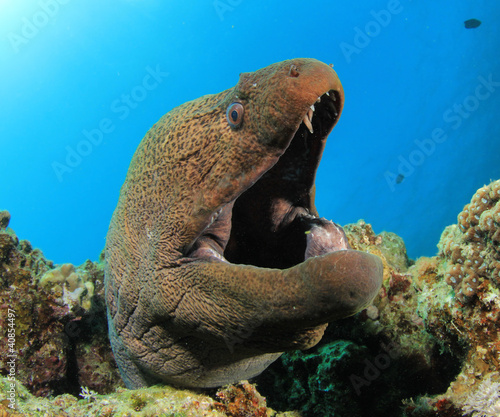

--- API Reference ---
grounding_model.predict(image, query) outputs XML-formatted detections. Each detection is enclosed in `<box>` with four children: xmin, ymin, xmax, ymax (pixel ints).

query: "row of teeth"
<box><xmin>302</xmin><ymin>91</ymin><xmax>338</xmax><ymax>134</ymax></box>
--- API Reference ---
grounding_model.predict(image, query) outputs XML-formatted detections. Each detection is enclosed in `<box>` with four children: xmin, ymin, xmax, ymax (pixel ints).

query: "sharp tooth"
<box><xmin>308</xmin><ymin>107</ymin><xmax>314</xmax><ymax>120</ymax></box>
<box><xmin>303</xmin><ymin>114</ymin><xmax>313</xmax><ymax>133</ymax></box>
<box><xmin>316</xmin><ymin>97</ymin><xmax>321</xmax><ymax>103</ymax></box>
<box><xmin>325</xmin><ymin>91</ymin><xmax>330</xmax><ymax>96</ymax></box>
<box><xmin>310</xmin><ymin>104</ymin><xmax>315</xmax><ymax>112</ymax></box>
<box><xmin>327</xmin><ymin>100</ymin><xmax>339</xmax><ymax>117</ymax></box>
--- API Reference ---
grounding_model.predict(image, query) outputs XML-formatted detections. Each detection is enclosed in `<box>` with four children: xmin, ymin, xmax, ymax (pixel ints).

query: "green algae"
<box><xmin>257</xmin><ymin>340</ymin><xmax>369</xmax><ymax>416</ymax></box>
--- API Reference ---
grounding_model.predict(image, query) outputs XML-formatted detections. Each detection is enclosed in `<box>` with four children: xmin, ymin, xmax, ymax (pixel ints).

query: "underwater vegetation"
<box><xmin>1</xmin><ymin>180</ymin><xmax>500</xmax><ymax>416</ymax></box>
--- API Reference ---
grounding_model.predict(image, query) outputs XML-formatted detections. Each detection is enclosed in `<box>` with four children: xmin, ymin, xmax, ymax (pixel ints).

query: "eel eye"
<box><xmin>226</xmin><ymin>102</ymin><xmax>244</xmax><ymax>128</ymax></box>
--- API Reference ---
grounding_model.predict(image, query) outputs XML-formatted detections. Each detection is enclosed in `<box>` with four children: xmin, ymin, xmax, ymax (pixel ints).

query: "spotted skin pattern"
<box><xmin>105</xmin><ymin>59</ymin><xmax>383</xmax><ymax>389</ymax></box>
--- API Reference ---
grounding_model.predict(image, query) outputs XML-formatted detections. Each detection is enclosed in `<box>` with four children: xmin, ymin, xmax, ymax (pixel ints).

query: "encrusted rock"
<box><xmin>0</xmin><ymin>210</ymin><xmax>10</xmax><ymax>230</ymax></box>
<box><xmin>403</xmin><ymin>180</ymin><xmax>500</xmax><ymax>416</ymax></box>
<box><xmin>439</xmin><ymin>179</ymin><xmax>500</xmax><ymax>303</ymax></box>
<box><xmin>0</xmin><ymin>213</ymin><xmax>121</xmax><ymax>397</ymax></box>
<box><xmin>39</xmin><ymin>263</ymin><xmax>95</xmax><ymax>311</ymax></box>
<box><xmin>0</xmin><ymin>376</ymin><xmax>297</xmax><ymax>416</ymax></box>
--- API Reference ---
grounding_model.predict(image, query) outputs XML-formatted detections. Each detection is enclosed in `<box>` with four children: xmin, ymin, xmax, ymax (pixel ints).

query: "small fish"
<box><xmin>396</xmin><ymin>174</ymin><xmax>405</xmax><ymax>184</ymax></box>
<box><xmin>464</xmin><ymin>19</ymin><xmax>481</xmax><ymax>29</ymax></box>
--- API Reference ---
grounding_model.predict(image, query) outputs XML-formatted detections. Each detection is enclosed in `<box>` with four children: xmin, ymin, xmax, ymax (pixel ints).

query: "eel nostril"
<box><xmin>288</xmin><ymin>64</ymin><xmax>300</xmax><ymax>78</ymax></box>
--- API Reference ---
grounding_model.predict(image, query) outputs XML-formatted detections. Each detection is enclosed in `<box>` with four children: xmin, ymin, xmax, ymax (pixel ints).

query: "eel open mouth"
<box><xmin>187</xmin><ymin>87</ymin><xmax>348</xmax><ymax>270</ymax></box>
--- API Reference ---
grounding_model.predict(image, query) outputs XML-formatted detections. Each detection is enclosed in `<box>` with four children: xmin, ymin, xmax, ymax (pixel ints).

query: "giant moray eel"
<box><xmin>105</xmin><ymin>58</ymin><xmax>383</xmax><ymax>389</ymax></box>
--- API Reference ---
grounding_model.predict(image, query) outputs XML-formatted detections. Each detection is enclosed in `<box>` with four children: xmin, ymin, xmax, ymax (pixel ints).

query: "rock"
<box><xmin>0</xmin><ymin>215</ymin><xmax>121</xmax><ymax>397</ymax></box>
<box><xmin>0</xmin><ymin>210</ymin><xmax>10</xmax><ymax>230</ymax></box>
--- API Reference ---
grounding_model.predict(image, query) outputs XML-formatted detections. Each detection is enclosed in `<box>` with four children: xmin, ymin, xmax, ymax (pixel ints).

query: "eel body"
<box><xmin>105</xmin><ymin>58</ymin><xmax>383</xmax><ymax>389</ymax></box>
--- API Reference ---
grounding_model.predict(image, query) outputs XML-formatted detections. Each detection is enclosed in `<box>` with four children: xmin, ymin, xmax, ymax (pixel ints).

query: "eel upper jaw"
<box><xmin>301</xmin><ymin>90</ymin><xmax>339</xmax><ymax>135</ymax></box>
<box><xmin>187</xmin><ymin>85</ymin><xmax>347</xmax><ymax>270</ymax></box>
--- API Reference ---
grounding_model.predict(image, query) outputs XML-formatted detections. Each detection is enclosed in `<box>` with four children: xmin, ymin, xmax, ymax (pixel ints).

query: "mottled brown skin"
<box><xmin>105</xmin><ymin>58</ymin><xmax>383</xmax><ymax>389</ymax></box>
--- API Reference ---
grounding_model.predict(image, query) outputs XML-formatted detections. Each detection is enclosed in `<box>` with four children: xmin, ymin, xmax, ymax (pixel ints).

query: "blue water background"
<box><xmin>0</xmin><ymin>0</ymin><xmax>499</xmax><ymax>265</ymax></box>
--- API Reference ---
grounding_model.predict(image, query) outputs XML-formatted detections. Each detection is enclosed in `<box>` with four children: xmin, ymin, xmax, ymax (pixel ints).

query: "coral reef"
<box><xmin>0</xmin><ymin>376</ymin><xmax>298</xmax><ymax>416</ymax></box>
<box><xmin>0</xmin><ymin>210</ymin><xmax>52</xmax><ymax>288</ymax></box>
<box><xmin>39</xmin><ymin>262</ymin><xmax>95</xmax><ymax>311</ymax></box>
<box><xmin>400</xmin><ymin>182</ymin><xmax>500</xmax><ymax>416</ymax></box>
<box><xmin>0</xmin><ymin>211</ymin><xmax>121</xmax><ymax>398</ymax></box>
<box><xmin>213</xmin><ymin>381</ymin><xmax>292</xmax><ymax>417</ymax></box>
<box><xmin>462</xmin><ymin>376</ymin><xmax>500</xmax><ymax>417</ymax></box>
<box><xmin>440</xmin><ymin>180</ymin><xmax>500</xmax><ymax>303</ymax></box>
<box><xmin>256</xmin><ymin>339</ymin><xmax>369</xmax><ymax>416</ymax></box>
<box><xmin>2</xmin><ymin>180</ymin><xmax>500</xmax><ymax>416</ymax></box>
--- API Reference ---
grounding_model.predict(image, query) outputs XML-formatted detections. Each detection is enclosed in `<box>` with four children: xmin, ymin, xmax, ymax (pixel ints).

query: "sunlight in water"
<box><xmin>0</xmin><ymin>0</ymin><xmax>13</xmax><ymax>11</ymax></box>
<box><xmin>0</xmin><ymin>0</ymin><xmax>29</xmax><ymax>18</ymax></box>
